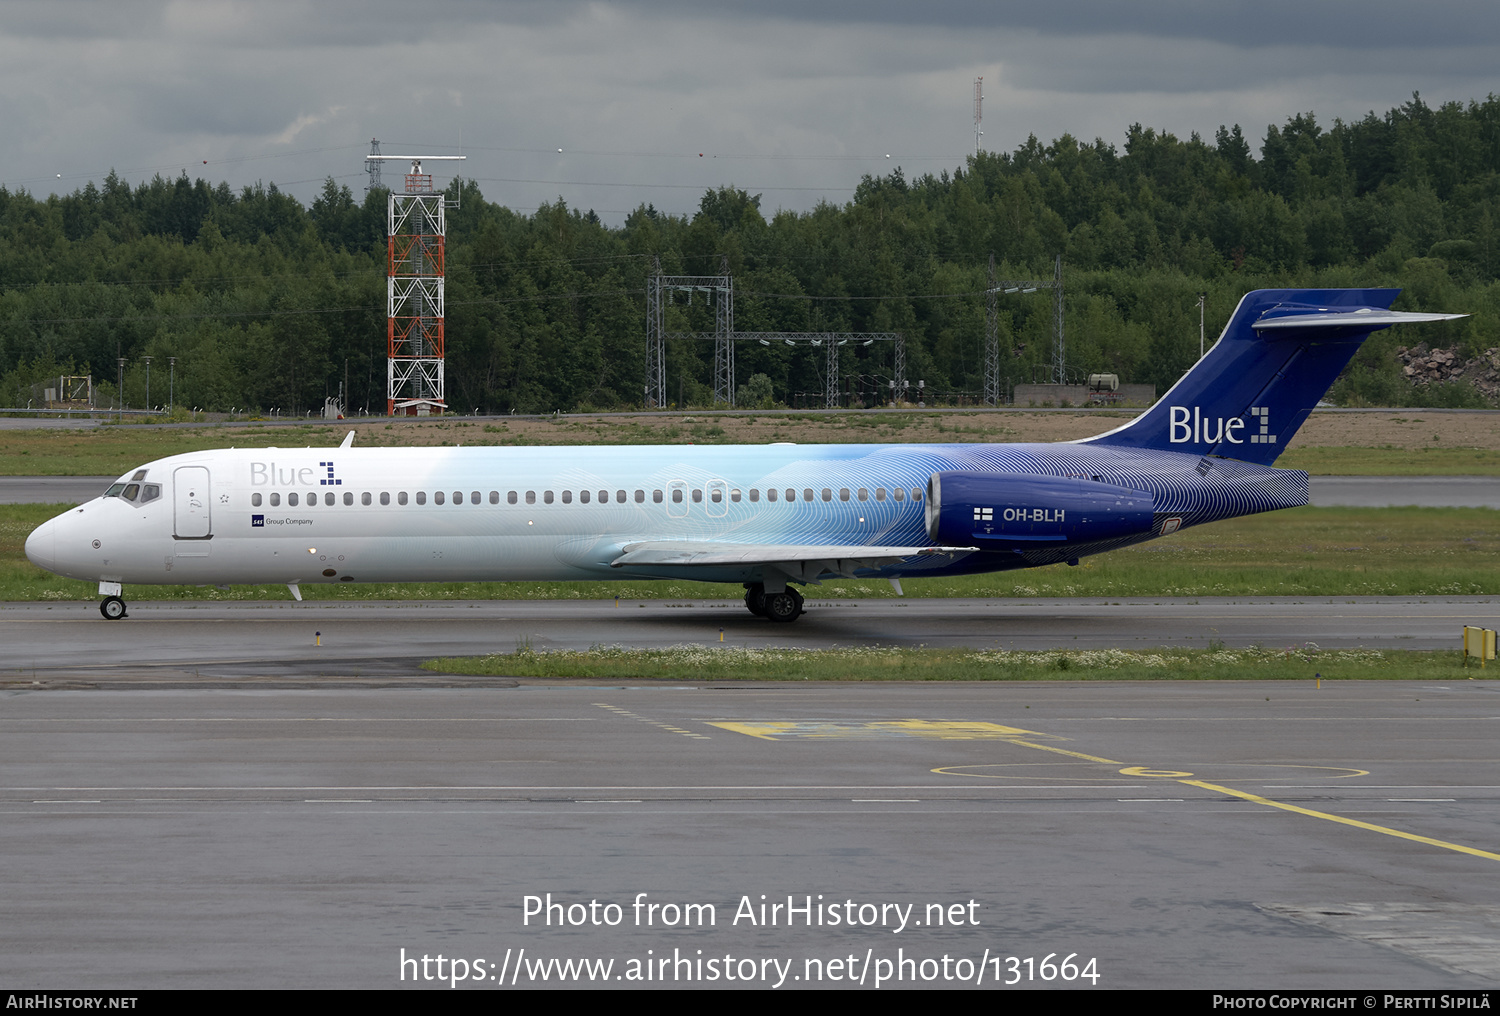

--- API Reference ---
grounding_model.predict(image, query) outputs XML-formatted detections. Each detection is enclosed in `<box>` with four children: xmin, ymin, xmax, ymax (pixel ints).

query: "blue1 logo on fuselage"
<box><xmin>1168</xmin><ymin>406</ymin><xmax>1274</xmax><ymax>445</ymax></box>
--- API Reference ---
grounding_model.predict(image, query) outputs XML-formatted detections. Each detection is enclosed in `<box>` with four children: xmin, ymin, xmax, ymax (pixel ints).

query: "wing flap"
<box><xmin>611</xmin><ymin>541</ymin><xmax>975</xmax><ymax>571</ymax></box>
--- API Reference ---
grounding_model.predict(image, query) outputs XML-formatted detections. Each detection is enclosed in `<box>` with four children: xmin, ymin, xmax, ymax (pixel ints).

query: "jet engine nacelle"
<box><xmin>925</xmin><ymin>471</ymin><xmax>1156</xmax><ymax>549</ymax></box>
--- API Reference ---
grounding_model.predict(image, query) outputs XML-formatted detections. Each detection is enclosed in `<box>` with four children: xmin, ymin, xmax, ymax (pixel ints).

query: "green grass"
<box><xmin>6</xmin><ymin>503</ymin><xmax>1500</xmax><ymax>602</ymax></box>
<box><xmin>4</xmin><ymin>415</ymin><xmax>1500</xmax><ymax>476</ymax></box>
<box><xmin>423</xmin><ymin>644</ymin><xmax>1477</xmax><ymax>681</ymax></box>
<box><xmin>0</xmin><ymin>423</ymin><xmax>358</xmax><ymax>476</ymax></box>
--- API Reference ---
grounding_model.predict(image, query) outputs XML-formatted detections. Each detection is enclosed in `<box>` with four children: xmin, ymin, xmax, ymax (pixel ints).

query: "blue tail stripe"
<box><xmin>1085</xmin><ymin>288</ymin><xmax>1401</xmax><ymax>466</ymax></box>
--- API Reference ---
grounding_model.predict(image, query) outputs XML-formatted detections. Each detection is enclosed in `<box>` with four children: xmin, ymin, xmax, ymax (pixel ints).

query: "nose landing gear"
<box><xmin>100</xmin><ymin>595</ymin><xmax>128</xmax><ymax>620</ymax></box>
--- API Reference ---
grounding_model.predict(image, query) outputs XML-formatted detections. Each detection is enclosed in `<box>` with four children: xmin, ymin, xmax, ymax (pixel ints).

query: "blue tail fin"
<box><xmin>1085</xmin><ymin>288</ymin><xmax>1463</xmax><ymax>466</ymax></box>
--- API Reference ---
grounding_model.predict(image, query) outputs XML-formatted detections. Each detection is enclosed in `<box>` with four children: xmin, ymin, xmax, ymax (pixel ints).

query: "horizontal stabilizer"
<box><xmin>1253</xmin><ymin>309</ymin><xmax>1467</xmax><ymax>331</ymax></box>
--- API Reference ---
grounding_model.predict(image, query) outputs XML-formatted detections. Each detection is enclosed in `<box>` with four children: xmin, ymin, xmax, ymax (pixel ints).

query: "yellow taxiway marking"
<box><xmin>713</xmin><ymin>716</ymin><xmax>1500</xmax><ymax>861</ymax></box>
<box><xmin>595</xmin><ymin>703</ymin><xmax>711</xmax><ymax>740</ymax></box>
<box><xmin>707</xmin><ymin>720</ymin><xmax>1059</xmax><ymax>741</ymax></box>
<box><xmin>938</xmin><ymin>730</ymin><xmax>1500</xmax><ymax>863</ymax></box>
<box><xmin>1175</xmin><ymin>778</ymin><xmax>1500</xmax><ymax>863</ymax></box>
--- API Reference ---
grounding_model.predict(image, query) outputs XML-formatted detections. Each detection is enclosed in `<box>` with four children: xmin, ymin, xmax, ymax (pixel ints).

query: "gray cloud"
<box><xmin>1</xmin><ymin>1</ymin><xmax>1496</xmax><ymax>222</ymax></box>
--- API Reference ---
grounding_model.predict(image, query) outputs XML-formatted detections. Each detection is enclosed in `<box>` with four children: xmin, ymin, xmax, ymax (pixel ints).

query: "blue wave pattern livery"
<box><xmin>24</xmin><ymin>288</ymin><xmax>1463</xmax><ymax>623</ymax></box>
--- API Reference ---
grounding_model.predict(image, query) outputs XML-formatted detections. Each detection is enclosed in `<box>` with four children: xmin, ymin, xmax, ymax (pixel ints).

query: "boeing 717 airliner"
<box><xmin>24</xmin><ymin>289</ymin><xmax>1462</xmax><ymax>621</ymax></box>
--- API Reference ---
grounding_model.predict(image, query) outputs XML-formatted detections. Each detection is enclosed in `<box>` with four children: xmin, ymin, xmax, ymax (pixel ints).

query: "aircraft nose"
<box><xmin>25</xmin><ymin>516</ymin><xmax>57</xmax><ymax>572</ymax></box>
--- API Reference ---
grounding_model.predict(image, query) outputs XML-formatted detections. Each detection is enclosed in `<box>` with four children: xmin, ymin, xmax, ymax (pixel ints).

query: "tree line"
<box><xmin>2</xmin><ymin>92</ymin><xmax>1497</xmax><ymax>414</ymax></box>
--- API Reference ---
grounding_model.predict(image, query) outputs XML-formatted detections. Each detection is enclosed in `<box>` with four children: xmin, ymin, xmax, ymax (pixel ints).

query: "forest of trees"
<box><xmin>3</xmin><ymin>92</ymin><xmax>1499</xmax><ymax>414</ymax></box>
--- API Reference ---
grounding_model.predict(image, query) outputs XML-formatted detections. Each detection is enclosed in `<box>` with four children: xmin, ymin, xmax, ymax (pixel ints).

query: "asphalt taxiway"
<box><xmin>2</xmin><ymin>596</ymin><xmax>1496</xmax><ymax>683</ymax></box>
<box><xmin>7</xmin><ymin>475</ymin><xmax>1500</xmax><ymax>990</ymax></box>
<box><xmin>4</xmin><ymin>679</ymin><xmax>1499</xmax><ymax>989</ymax></box>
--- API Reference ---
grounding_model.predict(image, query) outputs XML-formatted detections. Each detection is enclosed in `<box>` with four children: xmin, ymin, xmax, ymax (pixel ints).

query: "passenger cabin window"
<box><xmin>543</xmin><ymin>491</ymin><xmax>553</xmax><ymax>505</ymax></box>
<box><xmin>343</xmin><ymin>492</ymin><xmax>353</xmax><ymax>506</ymax></box>
<box><xmin>840</xmin><ymin>488</ymin><xmax>850</xmax><ymax>501</ymax></box>
<box><xmin>379</xmin><ymin>492</ymin><xmax>389</xmax><ymax>505</ymax></box>
<box><xmin>562</xmin><ymin>490</ymin><xmax>573</xmax><ymax>504</ymax></box>
<box><xmin>306</xmin><ymin>491</ymin><xmax>316</xmax><ymax>505</ymax></box>
<box><xmin>580</xmin><ymin>490</ymin><xmax>591</xmax><ymax>504</ymax></box>
<box><xmin>598</xmin><ymin>489</ymin><xmax>608</xmax><ymax>504</ymax></box>
<box><xmin>398</xmin><ymin>492</ymin><xmax>408</xmax><ymax>505</ymax></box>
<box><xmin>767</xmin><ymin>489</ymin><xmax>777</xmax><ymax>502</ymax></box>
<box><xmin>252</xmin><ymin>493</ymin><xmax>262</xmax><ymax>507</ymax></box>
<box><xmin>875</xmin><ymin>488</ymin><xmax>886</xmax><ymax>501</ymax></box>
<box><xmin>525</xmin><ymin>491</ymin><xmax>536</xmax><ymax>505</ymax></box>
<box><xmin>472</xmin><ymin>491</ymin><xmax>480</xmax><ymax>504</ymax></box>
<box><xmin>616</xmin><ymin>490</ymin><xmax>626</xmax><ymax>503</ymax></box>
<box><xmin>324</xmin><ymin>492</ymin><xmax>334</xmax><ymax>506</ymax></box>
<box><xmin>416</xmin><ymin>492</ymin><xmax>427</xmax><ymax>505</ymax></box>
<box><xmin>749</xmin><ymin>489</ymin><xmax>759</xmax><ymax>503</ymax></box>
<box><xmin>653</xmin><ymin>490</ymin><xmax>663</xmax><ymax>503</ymax></box>
<box><xmin>362</xmin><ymin>492</ymin><xmax>371</xmax><ymax>505</ymax></box>
<box><xmin>270</xmin><ymin>493</ymin><xmax>281</xmax><ymax>507</ymax></box>
<box><xmin>288</xmin><ymin>493</ymin><xmax>299</xmax><ymax>507</ymax></box>
<box><xmin>635</xmin><ymin>490</ymin><xmax>645</xmax><ymax>503</ymax></box>
<box><xmin>490</xmin><ymin>491</ymin><xmax>499</xmax><ymax>504</ymax></box>
<box><xmin>672</xmin><ymin>489</ymin><xmax>683</xmax><ymax>503</ymax></box>
<box><xmin>434</xmin><ymin>491</ymin><xmax>445</xmax><ymax>505</ymax></box>
<box><xmin>893</xmin><ymin>487</ymin><xmax>904</xmax><ymax>501</ymax></box>
<box><xmin>507</xmin><ymin>491</ymin><xmax>517</xmax><ymax>504</ymax></box>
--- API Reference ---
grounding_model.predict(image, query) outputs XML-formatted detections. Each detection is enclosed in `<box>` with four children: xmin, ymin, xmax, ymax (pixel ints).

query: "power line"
<box><xmin>466</xmin><ymin>176</ymin><xmax>853</xmax><ymax>192</ymax></box>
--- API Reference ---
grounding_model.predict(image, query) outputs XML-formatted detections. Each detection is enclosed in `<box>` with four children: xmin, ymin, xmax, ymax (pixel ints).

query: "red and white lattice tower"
<box><xmin>364</xmin><ymin>153</ymin><xmax>465</xmax><ymax>415</ymax></box>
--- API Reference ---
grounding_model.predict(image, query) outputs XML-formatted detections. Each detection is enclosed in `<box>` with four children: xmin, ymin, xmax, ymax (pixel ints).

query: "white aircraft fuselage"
<box><xmin>22</xmin><ymin>288</ymin><xmax>1465</xmax><ymax>622</ymax></box>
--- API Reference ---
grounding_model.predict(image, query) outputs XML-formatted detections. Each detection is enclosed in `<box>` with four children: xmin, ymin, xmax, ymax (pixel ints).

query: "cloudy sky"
<box><xmin>5</xmin><ymin>1</ymin><xmax>1499</xmax><ymax>224</ymax></box>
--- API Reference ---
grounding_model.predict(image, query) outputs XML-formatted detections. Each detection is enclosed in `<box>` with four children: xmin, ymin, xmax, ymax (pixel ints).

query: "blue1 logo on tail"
<box><xmin>1168</xmin><ymin>406</ymin><xmax>1273</xmax><ymax>446</ymax></box>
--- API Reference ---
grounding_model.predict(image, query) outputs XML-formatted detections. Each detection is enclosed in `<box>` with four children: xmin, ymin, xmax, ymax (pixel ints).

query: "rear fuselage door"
<box><xmin>174</xmin><ymin>466</ymin><xmax>212</xmax><ymax>538</ymax></box>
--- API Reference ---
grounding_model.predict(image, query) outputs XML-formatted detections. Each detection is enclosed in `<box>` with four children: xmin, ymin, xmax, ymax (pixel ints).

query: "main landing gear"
<box><xmin>100</xmin><ymin>595</ymin><xmax>127</xmax><ymax>620</ymax></box>
<box><xmin>743</xmin><ymin>583</ymin><xmax>803</xmax><ymax>623</ymax></box>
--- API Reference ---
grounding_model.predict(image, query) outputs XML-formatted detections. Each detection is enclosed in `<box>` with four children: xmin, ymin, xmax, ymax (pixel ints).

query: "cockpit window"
<box><xmin>132</xmin><ymin>470</ymin><xmax>148</xmax><ymax>481</ymax></box>
<box><xmin>122</xmin><ymin>484</ymin><xmax>140</xmax><ymax>501</ymax></box>
<box><xmin>140</xmin><ymin>484</ymin><xmax>161</xmax><ymax>505</ymax></box>
<box><xmin>104</xmin><ymin>483</ymin><xmax>126</xmax><ymax>497</ymax></box>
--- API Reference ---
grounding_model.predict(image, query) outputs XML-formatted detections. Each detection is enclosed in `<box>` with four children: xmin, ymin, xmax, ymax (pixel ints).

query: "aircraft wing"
<box><xmin>611</xmin><ymin>541</ymin><xmax>976</xmax><ymax>581</ymax></box>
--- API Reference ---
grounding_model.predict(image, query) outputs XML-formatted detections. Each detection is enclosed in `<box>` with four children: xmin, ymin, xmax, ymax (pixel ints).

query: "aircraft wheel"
<box><xmin>100</xmin><ymin>596</ymin><xmax>127</xmax><ymax>620</ymax></box>
<box><xmin>764</xmin><ymin>589</ymin><xmax>803</xmax><ymax>623</ymax></box>
<box><xmin>744</xmin><ymin>584</ymin><xmax>768</xmax><ymax>617</ymax></box>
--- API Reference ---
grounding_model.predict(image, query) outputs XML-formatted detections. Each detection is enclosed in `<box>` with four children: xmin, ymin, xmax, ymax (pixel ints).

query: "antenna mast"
<box><xmin>973</xmin><ymin>77</ymin><xmax>984</xmax><ymax>156</ymax></box>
